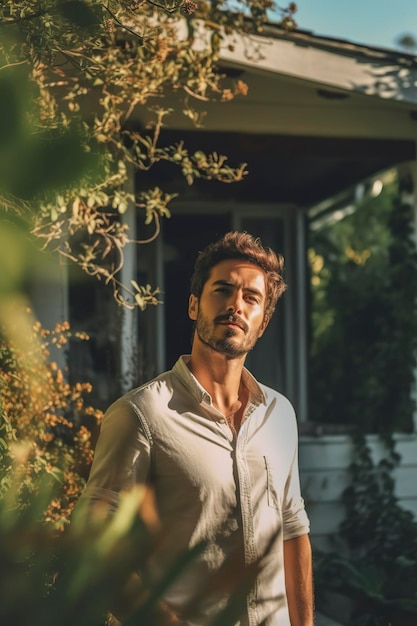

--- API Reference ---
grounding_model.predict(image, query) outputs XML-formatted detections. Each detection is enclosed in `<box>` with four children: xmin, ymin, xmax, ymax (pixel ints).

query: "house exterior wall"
<box><xmin>299</xmin><ymin>433</ymin><xmax>417</xmax><ymax>551</ymax></box>
<box><xmin>24</xmin><ymin>30</ymin><xmax>417</xmax><ymax>550</ymax></box>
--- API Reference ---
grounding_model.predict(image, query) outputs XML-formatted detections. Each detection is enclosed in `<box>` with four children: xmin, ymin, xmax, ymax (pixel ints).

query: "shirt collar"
<box><xmin>173</xmin><ymin>355</ymin><xmax>266</xmax><ymax>407</ymax></box>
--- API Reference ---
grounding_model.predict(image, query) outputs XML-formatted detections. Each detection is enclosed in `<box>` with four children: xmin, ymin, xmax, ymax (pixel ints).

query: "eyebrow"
<box><xmin>212</xmin><ymin>280</ymin><xmax>265</xmax><ymax>298</ymax></box>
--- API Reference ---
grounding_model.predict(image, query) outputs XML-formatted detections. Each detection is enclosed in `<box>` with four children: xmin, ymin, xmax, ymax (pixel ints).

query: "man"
<box><xmin>78</xmin><ymin>231</ymin><xmax>313</xmax><ymax>626</ymax></box>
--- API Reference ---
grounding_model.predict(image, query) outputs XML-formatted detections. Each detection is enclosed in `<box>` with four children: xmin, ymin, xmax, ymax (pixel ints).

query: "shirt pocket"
<box><xmin>264</xmin><ymin>455</ymin><xmax>281</xmax><ymax>510</ymax></box>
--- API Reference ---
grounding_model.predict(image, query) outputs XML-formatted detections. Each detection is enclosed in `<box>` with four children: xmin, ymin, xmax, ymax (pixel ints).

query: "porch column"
<box><xmin>398</xmin><ymin>160</ymin><xmax>417</xmax><ymax>431</ymax></box>
<box><xmin>120</xmin><ymin>167</ymin><xmax>138</xmax><ymax>393</ymax></box>
<box><xmin>30</xmin><ymin>255</ymin><xmax>69</xmax><ymax>328</ymax></box>
<box><xmin>29</xmin><ymin>252</ymin><xmax>69</xmax><ymax>370</ymax></box>
<box><xmin>296</xmin><ymin>208</ymin><xmax>308</xmax><ymax>423</ymax></box>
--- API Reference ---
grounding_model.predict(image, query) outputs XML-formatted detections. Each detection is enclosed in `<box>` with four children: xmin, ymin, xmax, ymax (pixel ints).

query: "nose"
<box><xmin>226</xmin><ymin>290</ymin><xmax>243</xmax><ymax>315</ymax></box>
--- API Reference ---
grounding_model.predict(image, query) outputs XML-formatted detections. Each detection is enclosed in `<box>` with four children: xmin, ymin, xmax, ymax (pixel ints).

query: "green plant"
<box><xmin>0</xmin><ymin>455</ymin><xmax>264</xmax><ymax>626</ymax></box>
<box><xmin>314</xmin><ymin>434</ymin><xmax>417</xmax><ymax>625</ymax></box>
<box><xmin>311</xmin><ymin>173</ymin><xmax>417</xmax><ymax>622</ymax></box>
<box><xmin>308</xmin><ymin>171</ymin><xmax>417</xmax><ymax>434</ymax></box>
<box><xmin>315</xmin><ymin>551</ymin><xmax>417</xmax><ymax>626</ymax></box>
<box><xmin>0</xmin><ymin>1</ymin><xmax>298</xmax><ymax>309</ymax></box>
<box><xmin>0</xmin><ymin>304</ymin><xmax>103</xmax><ymax>528</ymax></box>
<box><xmin>0</xmin><ymin>470</ymin><xmax>155</xmax><ymax>626</ymax></box>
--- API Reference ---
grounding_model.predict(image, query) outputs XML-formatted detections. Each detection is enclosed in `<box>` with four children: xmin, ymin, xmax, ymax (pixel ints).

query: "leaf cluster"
<box><xmin>0</xmin><ymin>305</ymin><xmax>103</xmax><ymax>529</ymax></box>
<box><xmin>308</xmin><ymin>173</ymin><xmax>417</xmax><ymax>434</ymax></box>
<box><xmin>314</xmin><ymin>435</ymin><xmax>417</xmax><ymax>625</ymax></box>
<box><xmin>0</xmin><ymin>1</ymin><xmax>297</xmax><ymax>309</ymax></box>
<box><xmin>0</xmin><ymin>469</ymin><xmax>265</xmax><ymax>626</ymax></box>
<box><xmin>310</xmin><ymin>173</ymin><xmax>417</xmax><ymax>622</ymax></box>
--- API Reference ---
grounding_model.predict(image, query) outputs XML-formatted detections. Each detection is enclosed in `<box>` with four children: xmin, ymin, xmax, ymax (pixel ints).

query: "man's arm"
<box><xmin>283</xmin><ymin>533</ymin><xmax>314</xmax><ymax>626</ymax></box>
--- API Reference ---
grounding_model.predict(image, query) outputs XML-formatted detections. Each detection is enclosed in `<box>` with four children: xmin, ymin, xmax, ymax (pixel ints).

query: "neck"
<box><xmin>188</xmin><ymin>340</ymin><xmax>246</xmax><ymax>415</ymax></box>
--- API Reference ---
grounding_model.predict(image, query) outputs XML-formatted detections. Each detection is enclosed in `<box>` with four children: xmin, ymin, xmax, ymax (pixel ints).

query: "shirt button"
<box><xmin>219</xmin><ymin>419</ymin><xmax>226</xmax><ymax>424</ymax></box>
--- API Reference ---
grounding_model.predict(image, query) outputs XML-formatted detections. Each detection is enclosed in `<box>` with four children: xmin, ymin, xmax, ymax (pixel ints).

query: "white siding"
<box><xmin>299</xmin><ymin>434</ymin><xmax>417</xmax><ymax>549</ymax></box>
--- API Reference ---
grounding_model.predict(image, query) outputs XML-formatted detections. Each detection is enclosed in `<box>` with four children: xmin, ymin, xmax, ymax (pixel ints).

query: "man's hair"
<box><xmin>190</xmin><ymin>231</ymin><xmax>286</xmax><ymax>320</ymax></box>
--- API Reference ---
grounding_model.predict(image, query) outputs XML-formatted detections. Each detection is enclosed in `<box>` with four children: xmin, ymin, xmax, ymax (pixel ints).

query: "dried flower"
<box><xmin>181</xmin><ymin>0</ymin><xmax>198</xmax><ymax>15</ymax></box>
<box><xmin>0</xmin><ymin>310</ymin><xmax>103</xmax><ymax>530</ymax></box>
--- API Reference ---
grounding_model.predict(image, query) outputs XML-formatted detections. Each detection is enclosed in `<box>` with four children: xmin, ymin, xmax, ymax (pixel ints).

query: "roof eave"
<box><xmin>214</xmin><ymin>20</ymin><xmax>417</xmax><ymax>106</ymax></box>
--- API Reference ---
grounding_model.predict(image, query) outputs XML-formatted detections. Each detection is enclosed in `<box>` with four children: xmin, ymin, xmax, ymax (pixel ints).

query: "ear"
<box><xmin>188</xmin><ymin>294</ymin><xmax>199</xmax><ymax>320</ymax></box>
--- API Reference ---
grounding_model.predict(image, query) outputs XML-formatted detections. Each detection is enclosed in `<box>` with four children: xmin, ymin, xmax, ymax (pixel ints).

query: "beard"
<box><xmin>195</xmin><ymin>311</ymin><xmax>261</xmax><ymax>358</ymax></box>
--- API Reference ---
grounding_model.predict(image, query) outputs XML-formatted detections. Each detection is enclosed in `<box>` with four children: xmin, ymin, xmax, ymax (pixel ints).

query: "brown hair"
<box><xmin>190</xmin><ymin>231</ymin><xmax>286</xmax><ymax>320</ymax></box>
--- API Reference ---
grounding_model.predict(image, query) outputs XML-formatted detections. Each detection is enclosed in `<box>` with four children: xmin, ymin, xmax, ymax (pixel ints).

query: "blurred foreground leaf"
<box><xmin>0</xmin><ymin>55</ymin><xmax>98</xmax><ymax>199</ymax></box>
<box><xmin>57</xmin><ymin>0</ymin><xmax>100</xmax><ymax>28</ymax></box>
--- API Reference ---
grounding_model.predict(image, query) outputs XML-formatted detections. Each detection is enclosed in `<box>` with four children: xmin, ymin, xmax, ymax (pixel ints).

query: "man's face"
<box><xmin>188</xmin><ymin>259</ymin><xmax>269</xmax><ymax>358</ymax></box>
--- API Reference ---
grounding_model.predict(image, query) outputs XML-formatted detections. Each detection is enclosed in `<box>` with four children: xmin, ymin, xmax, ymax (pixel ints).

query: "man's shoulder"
<box><xmin>122</xmin><ymin>368</ymin><xmax>176</xmax><ymax>405</ymax></box>
<box><xmin>243</xmin><ymin>368</ymin><xmax>294</xmax><ymax>416</ymax></box>
<box><xmin>102</xmin><ymin>370</ymin><xmax>177</xmax><ymax>437</ymax></box>
<box><xmin>258</xmin><ymin>383</ymin><xmax>296</xmax><ymax>420</ymax></box>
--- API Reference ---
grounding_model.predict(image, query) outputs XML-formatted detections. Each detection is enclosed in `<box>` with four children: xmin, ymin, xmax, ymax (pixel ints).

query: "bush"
<box><xmin>0</xmin><ymin>304</ymin><xmax>103</xmax><ymax>528</ymax></box>
<box><xmin>314</xmin><ymin>435</ymin><xmax>417</xmax><ymax>625</ymax></box>
<box><xmin>308</xmin><ymin>173</ymin><xmax>417</xmax><ymax>433</ymax></box>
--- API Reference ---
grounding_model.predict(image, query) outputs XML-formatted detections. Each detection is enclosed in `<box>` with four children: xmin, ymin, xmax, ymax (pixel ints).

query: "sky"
<box><xmin>286</xmin><ymin>0</ymin><xmax>417</xmax><ymax>52</ymax></box>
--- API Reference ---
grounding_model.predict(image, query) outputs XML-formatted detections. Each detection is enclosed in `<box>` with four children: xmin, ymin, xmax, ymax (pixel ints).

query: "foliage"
<box><xmin>0</xmin><ymin>474</ymin><xmax>160</xmax><ymax>626</ymax></box>
<box><xmin>308</xmin><ymin>171</ymin><xmax>417</xmax><ymax>433</ymax></box>
<box><xmin>315</xmin><ymin>551</ymin><xmax>417</xmax><ymax>626</ymax></box>
<box><xmin>314</xmin><ymin>434</ymin><xmax>417</xmax><ymax>625</ymax></box>
<box><xmin>0</xmin><ymin>0</ymin><xmax>297</xmax><ymax>309</ymax></box>
<box><xmin>340</xmin><ymin>435</ymin><xmax>417</xmax><ymax>567</ymax></box>
<box><xmin>396</xmin><ymin>32</ymin><xmax>417</xmax><ymax>52</ymax></box>
<box><xmin>0</xmin><ymin>452</ymin><xmax>263</xmax><ymax>626</ymax></box>
<box><xmin>0</xmin><ymin>304</ymin><xmax>103</xmax><ymax>529</ymax></box>
<box><xmin>310</xmin><ymin>171</ymin><xmax>417</xmax><ymax>620</ymax></box>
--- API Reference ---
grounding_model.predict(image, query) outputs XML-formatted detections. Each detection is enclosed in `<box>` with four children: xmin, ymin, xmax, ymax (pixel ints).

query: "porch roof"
<box><xmin>139</xmin><ymin>21</ymin><xmax>417</xmax><ymax>207</ymax></box>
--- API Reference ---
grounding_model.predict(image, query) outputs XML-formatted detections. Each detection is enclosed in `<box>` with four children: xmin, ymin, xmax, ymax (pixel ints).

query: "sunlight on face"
<box><xmin>189</xmin><ymin>260</ymin><xmax>269</xmax><ymax>358</ymax></box>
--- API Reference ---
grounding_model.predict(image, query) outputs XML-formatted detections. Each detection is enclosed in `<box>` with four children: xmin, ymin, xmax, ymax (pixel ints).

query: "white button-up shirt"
<box><xmin>80</xmin><ymin>356</ymin><xmax>310</xmax><ymax>626</ymax></box>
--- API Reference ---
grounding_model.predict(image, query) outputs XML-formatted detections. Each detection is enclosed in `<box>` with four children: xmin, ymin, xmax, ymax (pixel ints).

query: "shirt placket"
<box><xmin>236</xmin><ymin>403</ymin><xmax>259</xmax><ymax>626</ymax></box>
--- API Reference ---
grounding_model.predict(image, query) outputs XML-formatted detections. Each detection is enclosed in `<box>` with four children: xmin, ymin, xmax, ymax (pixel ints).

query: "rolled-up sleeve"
<box><xmin>282</xmin><ymin>445</ymin><xmax>310</xmax><ymax>541</ymax></box>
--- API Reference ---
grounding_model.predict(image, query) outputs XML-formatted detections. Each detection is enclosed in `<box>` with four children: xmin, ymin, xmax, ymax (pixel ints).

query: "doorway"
<box><xmin>160</xmin><ymin>211</ymin><xmax>289</xmax><ymax>396</ymax></box>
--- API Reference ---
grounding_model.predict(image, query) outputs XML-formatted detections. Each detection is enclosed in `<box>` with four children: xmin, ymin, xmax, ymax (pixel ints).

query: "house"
<box><xmin>30</xmin><ymin>19</ymin><xmax>417</xmax><ymax>623</ymax></box>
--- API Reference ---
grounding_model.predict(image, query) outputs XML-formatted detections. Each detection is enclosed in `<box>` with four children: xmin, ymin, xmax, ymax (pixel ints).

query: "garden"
<box><xmin>1</xmin><ymin>2</ymin><xmax>417</xmax><ymax>625</ymax></box>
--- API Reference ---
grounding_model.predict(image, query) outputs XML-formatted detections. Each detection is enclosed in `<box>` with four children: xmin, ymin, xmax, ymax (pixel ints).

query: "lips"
<box><xmin>216</xmin><ymin>315</ymin><xmax>247</xmax><ymax>332</ymax></box>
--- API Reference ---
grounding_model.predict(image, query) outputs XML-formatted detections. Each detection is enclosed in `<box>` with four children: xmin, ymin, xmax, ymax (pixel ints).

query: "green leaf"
<box><xmin>57</xmin><ymin>0</ymin><xmax>99</xmax><ymax>28</ymax></box>
<box><xmin>3</xmin><ymin>132</ymin><xmax>98</xmax><ymax>199</ymax></box>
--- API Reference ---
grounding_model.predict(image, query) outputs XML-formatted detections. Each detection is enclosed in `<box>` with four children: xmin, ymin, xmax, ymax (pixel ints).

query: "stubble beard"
<box><xmin>195</xmin><ymin>312</ymin><xmax>259</xmax><ymax>358</ymax></box>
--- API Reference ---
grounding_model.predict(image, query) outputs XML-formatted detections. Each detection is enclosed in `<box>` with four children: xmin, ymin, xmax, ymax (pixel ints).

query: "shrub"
<box><xmin>0</xmin><ymin>304</ymin><xmax>103</xmax><ymax>529</ymax></box>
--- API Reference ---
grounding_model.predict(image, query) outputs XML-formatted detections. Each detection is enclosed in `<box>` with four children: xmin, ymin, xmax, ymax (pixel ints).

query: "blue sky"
<box><xmin>285</xmin><ymin>0</ymin><xmax>417</xmax><ymax>51</ymax></box>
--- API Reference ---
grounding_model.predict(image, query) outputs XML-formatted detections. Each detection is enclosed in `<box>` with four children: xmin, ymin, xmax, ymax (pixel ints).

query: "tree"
<box><xmin>308</xmin><ymin>171</ymin><xmax>417</xmax><ymax>434</ymax></box>
<box><xmin>0</xmin><ymin>0</ymin><xmax>297</xmax><ymax>309</ymax></box>
<box><xmin>396</xmin><ymin>32</ymin><xmax>417</xmax><ymax>52</ymax></box>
